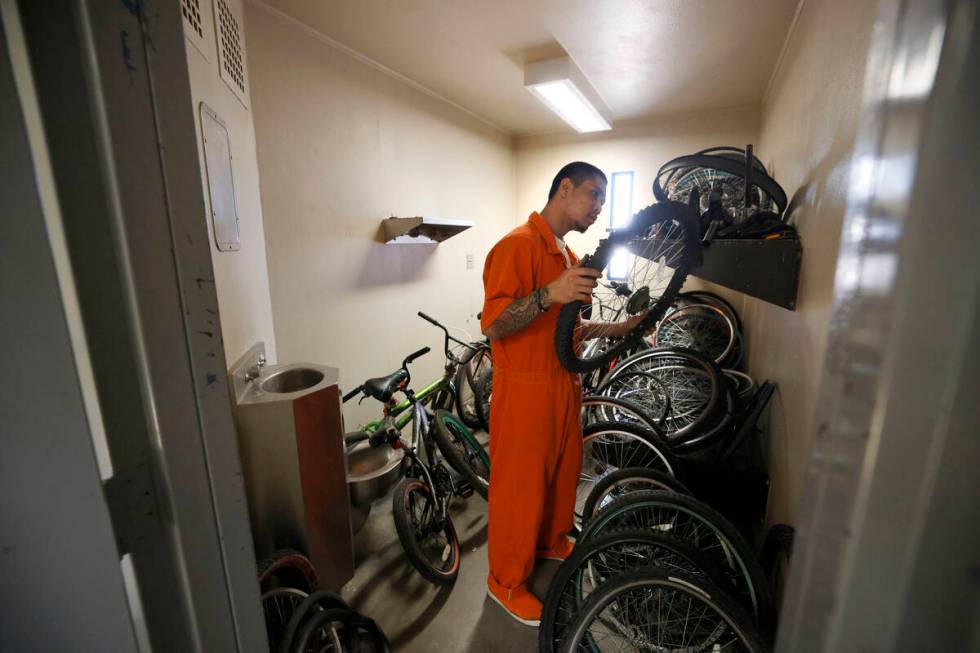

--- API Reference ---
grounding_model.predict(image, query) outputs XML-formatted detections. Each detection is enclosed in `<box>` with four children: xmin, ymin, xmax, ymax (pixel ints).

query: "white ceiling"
<box><xmin>253</xmin><ymin>0</ymin><xmax>800</xmax><ymax>136</ymax></box>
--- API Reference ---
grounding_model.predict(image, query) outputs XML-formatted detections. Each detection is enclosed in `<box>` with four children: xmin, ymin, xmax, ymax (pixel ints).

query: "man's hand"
<box><xmin>545</xmin><ymin>263</ymin><xmax>601</xmax><ymax>306</ymax></box>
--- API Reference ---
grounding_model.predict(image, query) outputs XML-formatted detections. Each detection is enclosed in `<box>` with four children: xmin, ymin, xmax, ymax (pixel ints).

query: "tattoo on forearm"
<box><xmin>484</xmin><ymin>289</ymin><xmax>547</xmax><ymax>340</ymax></box>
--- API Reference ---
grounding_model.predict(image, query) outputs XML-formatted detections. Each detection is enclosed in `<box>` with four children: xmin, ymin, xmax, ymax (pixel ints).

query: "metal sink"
<box><xmin>261</xmin><ymin>367</ymin><xmax>325</xmax><ymax>394</ymax></box>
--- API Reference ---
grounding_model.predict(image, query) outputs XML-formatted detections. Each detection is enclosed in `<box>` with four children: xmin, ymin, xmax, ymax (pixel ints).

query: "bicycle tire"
<box><xmin>602</xmin><ymin>347</ymin><xmax>725</xmax><ymax>441</ymax></box>
<box><xmin>453</xmin><ymin>347</ymin><xmax>484</xmax><ymax>429</ymax></box>
<box><xmin>277</xmin><ymin>590</ymin><xmax>351</xmax><ymax>653</ymax></box>
<box><xmin>581</xmin><ymin>395</ymin><xmax>662</xmax><ymax>432</ymax></box>
<box><xmin>465</xmin><ymin>345</ymin><xmax>492</xmax><ymax>432</ymax></box>
<box><xmin>391</xmin><ymin>478</ymin><xmax>460</xmax><ymax>585</ymax></box>
<box><xmin>555</xmin><ymin>201</ymin><xmax>700</xmax><ymax>374</ymax></box>
<box><xmin>431</xmin><ymin>409</ymin><xmax>489</xmax><ymax>499</ymax></box>
<box><xmin>578</xmin><ymin>421</ymin><xmax>681</xmax><ymax>527</ymax></box>
<box><xmin>580</xmin><ymin>489</ymin><xmax>774</xmax><ymax>629</ymax></box>
<box><xmin>678</xmin><ymin>289</ymin><xmax>744</xmax><ymax>336</ymax></box>
<box><xmin>539</xmin><ymin>528</ymin><xmax>728</xmax><ymax>653</ymax></box>
<box><xmin>559</xmin><ymin>567</ymin><xmax>771</xmax><ymax>653</ymax></box>
<box><xmin>654</xmin><ymin>304</ymin><xmax>735</xmax><ymax>365</ymax></box>
<box><xmin>593</xmin><ymin>370</ymin><xmax>672</xmax><ymax>425</ymax></box>
<box><xmin>262</xmin><ymin>587</ymin><xmax>308</xmax><ymax>651</ymax></box>
<box><xmin>581</xmin><ymin>467</ymin><xmax>692</xmax><ymax>524</ymax></box>
<box><xmin>257</xmin><ymin>549</ymin><xmax>319</xmax><ymax>594</ymax></box>
<box><xmin>653</xmin><ymin>152</ymin><xmax>787</xmax><ymax>215</ymax></box>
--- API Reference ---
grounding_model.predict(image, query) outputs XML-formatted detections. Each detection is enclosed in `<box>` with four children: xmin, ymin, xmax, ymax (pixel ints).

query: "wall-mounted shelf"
<box><xmin>630</xmin><ymin>237</ymin><xmax>803</xmax><ymax>310</ymax></box>
<box><xmin>381</xmin><ymin>217</ymin><xmax>474</xmax><ymax>244</ymax></box>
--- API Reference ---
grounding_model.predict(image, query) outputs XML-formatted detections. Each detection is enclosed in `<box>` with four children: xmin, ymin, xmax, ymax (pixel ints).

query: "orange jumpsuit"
<box><xmin>480</xmin><ymin>211</ymin><xmax>583</xmax><ymax>592</ymax></box>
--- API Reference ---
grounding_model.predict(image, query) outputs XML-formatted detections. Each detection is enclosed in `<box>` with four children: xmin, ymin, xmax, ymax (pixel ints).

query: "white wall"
<box><xmin>245</xmin><ymin>4</ymin><xmax>516</xmax><ymax>428</ymax></box>
<box><xmin>183</xmin><ymin>0</ymin><xmax>277</xmax><ymax>365</ymax></box>
<box><xmin>514</xmin><ymin>107</ymin><xmax>760</xmax><ymax>262</ymax></box>
<box><xmin>745</xmin><ymin>0</ymin><xmax>877</xmax><ymax>526</ymax></box>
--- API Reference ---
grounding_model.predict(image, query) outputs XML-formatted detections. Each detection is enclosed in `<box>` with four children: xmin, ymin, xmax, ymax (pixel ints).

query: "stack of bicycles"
<box><xmin>545</xmin><ymin>146</ymin><xmax>795</xmax><ymax>651</ymax></box>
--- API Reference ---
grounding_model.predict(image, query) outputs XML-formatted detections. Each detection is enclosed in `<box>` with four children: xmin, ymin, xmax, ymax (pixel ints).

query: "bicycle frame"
<box><xmin>360</xmin><ymin>374</ymin><xmax>452</xmax><ymax>435</ymax></box>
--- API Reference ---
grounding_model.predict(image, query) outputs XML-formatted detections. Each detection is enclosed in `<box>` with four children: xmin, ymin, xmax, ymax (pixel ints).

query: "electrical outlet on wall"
<box><xmin>466</xmin><ymin>253</ymin><xmax>474</xmax><ymax>270</ymax></box>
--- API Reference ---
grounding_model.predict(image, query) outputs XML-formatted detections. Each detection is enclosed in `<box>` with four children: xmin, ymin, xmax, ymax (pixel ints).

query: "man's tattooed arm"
<box><xmin>483</xmin><ymin>287</ymin><xmax>551</xmax><ymax>341</ymax></box>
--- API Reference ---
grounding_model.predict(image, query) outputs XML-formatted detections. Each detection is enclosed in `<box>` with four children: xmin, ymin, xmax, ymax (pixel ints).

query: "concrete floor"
<box><xmin>341</xmin><ymin>486</ymin><xmax>559</xmax><ymax>652</ymax></box>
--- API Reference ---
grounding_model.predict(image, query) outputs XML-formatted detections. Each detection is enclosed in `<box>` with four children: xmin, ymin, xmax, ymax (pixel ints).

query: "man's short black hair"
<box><xmin>548</xmin><ymin>161</ymin><xmax>607</xmax><ymax>201</ymax></box>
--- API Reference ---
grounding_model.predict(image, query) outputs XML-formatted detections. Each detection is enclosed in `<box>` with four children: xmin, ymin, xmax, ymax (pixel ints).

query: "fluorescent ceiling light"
<box><xmin>525</xmin><ymin>56</ymin><xmax>612</xmax><ymax>133</ymax></box>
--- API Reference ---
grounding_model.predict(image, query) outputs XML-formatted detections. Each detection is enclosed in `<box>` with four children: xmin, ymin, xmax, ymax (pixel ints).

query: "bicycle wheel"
<box><xmin>581</xmin><ymin>395</ymin><xmax>662</xmax><ymax>432</ymax></box>
<box><xmin>555</xmin><ymin>201</ymin><xmax>700</xmax><ymax>374</ymax></box>
<box><xmin>577</xmin><ymin>422</ymin><xmax>680</xmax><ymax>527</ymax></box>
<box><xmin>581</xmin><ymin>467</ymin><xmax>692</xmax><ymax>524</ymax></box>
<box><xmin>594</xmin><ymin>370</ymin><xmax>672</xmax><ymax>424</ymax></box>
<box><xmin>601</xmin><ymin>347</ymin><xmax>724</xmax><ymax>441</ymax></box>
<box><xmin>539</xmin><ymin>529</ymin><xmax>727</xmax><ymax>653</ymax></box>
<box><xmin>465</xmin><ymin>345</ymin><xmax>492</xmax><ymax>431</ymax></box>
<box><xmin>559</xmin><ymin>568</ymin><xmax>770</xmax><ymax>653</ymax></box>
<box><xmin>262</xmin><ymin>587</ymin><xmax>308</xmax><ymax>651</ymax></box>
<box><xmin>678</xmin><ymin>289</ymin><xmax>743</xmax><ymax>336</ymax></box>
<box><xmin>654</xmin><ymin>304</ymin><xmax>735</xmax><ymax>365</ymax></box>
<box><xmin>277</xmin><ymin>590</ymin><xmax>351</xmax><ymax>653</ymax></box>
<box><xmin>431</xmin><ymin>409</ymin><xmax>489</xmax><ymax>499</ymax></box>
<box><xmin>579</xmin><ymin>490</ymin><xmax>773</xmax><ymax>628</ymax></box>
<box><xmin>257</xmin><ymin>549</ymin><xmax>318</xmax><ymax>594</ymax></box>
<box><xmin>454</xmin><ymin>345</ymin><xmax>491</xmax><ymax>430</ymax></box>
<box><xmin>391</xmin><ymin>478</ymin><xmax>460</xmax><ymax>585</ymax></box>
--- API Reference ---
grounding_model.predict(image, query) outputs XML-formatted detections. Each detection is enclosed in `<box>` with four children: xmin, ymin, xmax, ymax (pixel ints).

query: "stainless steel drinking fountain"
<box><xmin>229</xmin><ymin>342</ymin><xmax>354</xmax><ymax>591</ymax></box>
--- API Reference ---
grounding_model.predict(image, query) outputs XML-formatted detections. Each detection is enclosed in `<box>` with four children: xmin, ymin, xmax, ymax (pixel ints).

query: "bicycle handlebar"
<box><xmin>342</xmin><ymin>384</ymin><xmax>363</xmax><ymax>403</ymax></box>
<box><xmin>417</xmin><ymin>311</ymin><xmax>439</xmax><ymax>326</ymax></box>
<box><xmin>404</xmin><ymin>346</ymin><xmax>430</xmax><ymax>365</ymax></box>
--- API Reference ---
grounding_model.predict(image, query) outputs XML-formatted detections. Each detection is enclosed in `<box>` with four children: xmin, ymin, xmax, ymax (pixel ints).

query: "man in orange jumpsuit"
<box><xmin>480</xmin><ymin>161</ymin><xmax>638</xmax><ymax>625</ymax></box>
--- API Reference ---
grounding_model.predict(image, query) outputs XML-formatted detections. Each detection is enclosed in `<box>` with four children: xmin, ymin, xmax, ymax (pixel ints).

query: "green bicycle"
<box><xmin>344</xmin><ymin>312</ymin><xmax>490</xmax><ymax>500</ymax></box>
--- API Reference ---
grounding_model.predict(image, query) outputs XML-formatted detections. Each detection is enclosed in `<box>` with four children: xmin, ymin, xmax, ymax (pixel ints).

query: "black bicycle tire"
<box><xmin>257</xmin><ymin>549</ymin><xmax>319</xmax><ymax>594</ymax></box>
<box><xmin>554</xmin><ymin>201</ymin><xmax>700</xmax><ymax>374</ymax></box>
<box><xmin>581</xmin><ymin>467</ymin><xmax>692</xmax><ymax>523</ymax></box>
<box><xmin>593</xmin><ymin>370</ymin><xmax>672</xmax><ymax>424</ymax></box>
<box><xmin>653</xmin><ymin>152</ymin><xmax>787</xmax><ymax>213</ymax></box>
<box><xmin>581</xmin><ymin>394</ymin><xmax>663</xmax><ymax>432</ymax></box>
<box><xmin>580</xmin><ymin>489</ymin><xmax>774</xmax><ymax>629</ymax></box>
<box><xmin>276</xmin><ymin>590</ymin><xmax>350</xmax><ymax>653</ymax></box>
<box><xmin>582</xmin><ymin>421</ymin><xmax>680</xmax><ymax>480</ymax></box>
<box><xmin>391</xmin><ymin>478</ymin><xmax>460</xmax><ymax>585</ymax></box>
<box><xmin>673</xmin><ymin>384</ymin><xmax>736</xmax><ymax>454</ymax></box>
<box><xmin>291</xmin><ymin>606</ymin><xmax>386</xmax><ymax>653</ymax></box>
<box><xmin>453</xmin><ymin>356</ymin><xmax>483</xmax><ymax>429</ymax></box>
<box><xmin>465</xmin><ymin>345</ymin><xmax>492</xmax><ymax>431</ymax></box>
<box><xmin>431</xmin><ymin>409</ymin><xmax>489</xmax><ymax>499</ymax></box>
<box><xmin>602</xmin><ymin>347</ymin><xmax>725</xmax><ymax>441</ymax></box>
<box><xmin>678</xmin><ymin>289</ymin><xmax>744</xmax><ymax>336</ymax></box>
<box><xmin>538</xmin><ymin>528</ymin><xmax>728</xmax><ymax>653</ymax></box>
<box><xmin>559</xmin><ymin>567</ymin><xmax>771</xmax><ymax>653</ymax></box>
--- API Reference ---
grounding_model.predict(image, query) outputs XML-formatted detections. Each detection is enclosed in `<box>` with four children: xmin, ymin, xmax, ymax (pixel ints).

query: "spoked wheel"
<box><xmin>654</xmin><ymin>303</ymin><xmax>736</xmax><ymax>365</ymax></box>
<box><xmin>454</xmin><ymin>344</ymin><xmax>492</xmax><ymax>431</ymax></box>
<box><xmin>559</xmin><ymin>568</ymin><xmax>771</xmax><ymax>653</ymax></box>
<box><xmin>581</xmin><ymin>467</ymin><xmax>692</xmax><ymax>524</ymax></box>
<box><xmin>581</xmin><ymin>395</ymin><xmax>662</xmax><ymax>433</ymax></box>
<box><xmin>391</xmin><ymin>478</ymin><xmax>460</xmax><ymax>585</ymax></box>
<box><xmin>594</xmin><ymin>371</ymin><xmax>672</xmax><ymax>424</ymax></box>
<box><xmin>539</xmin><ymin>529</ymin><xmax>727</xmax><ymax>653</ymax></box>
<box><xmin>431</xmin><ymin>409</ymin><xmax>489</xmax><ymax>499</ymax></box>
<box><xmin>555</xmin><ymin>201</ymin><xmax>700</xmax><ymax>374</ymax></box>
<box><xmin>257</xmin><ymin>549</ymin><xmax>319</xmax><ymax>594</ymax></box>
<box><xmin>576</xmin><ymin>422</ymin><xmax>679</xmax><ymax>528</ymax></box>
<box><xmin>600</xmin><ymin>348</ymin><xmax>724</xmax><ymax>444</ymax></box>
<box><xmin>579</xmin><ymin>490</ymin><xmax>774</xmax><ymax>629</ymax></box>
<box><xmin>262</xmin><ymin>587</ymin><xmax>309</xmax><ymax>651</ymax></box>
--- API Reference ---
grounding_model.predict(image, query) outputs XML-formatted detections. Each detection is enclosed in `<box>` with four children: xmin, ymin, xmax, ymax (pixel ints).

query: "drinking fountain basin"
<box><xmin>261</xmin><ymin>367</ymin><xmax>325</xmax><ymax>394</ymax></box>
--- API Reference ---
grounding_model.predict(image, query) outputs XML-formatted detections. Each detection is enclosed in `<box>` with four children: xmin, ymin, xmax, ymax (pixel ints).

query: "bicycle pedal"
<box><xmin>456</xmin><ymin>480</ymin><xmax>474</xmax><ymax>498</ymax></box>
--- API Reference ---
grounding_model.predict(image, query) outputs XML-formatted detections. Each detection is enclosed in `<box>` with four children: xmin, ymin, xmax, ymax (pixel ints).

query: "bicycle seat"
<box><xmin>363</xmin><ymin>369</ymin><xmax>408</xmax><ymax>403</ymax></box>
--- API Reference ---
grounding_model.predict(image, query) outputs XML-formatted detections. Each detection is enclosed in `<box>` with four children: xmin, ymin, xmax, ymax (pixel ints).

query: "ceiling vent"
<box><xmin>214</xmin><ymin>0</ymin><xmax>250</xmax><ymax>108</ymax></box>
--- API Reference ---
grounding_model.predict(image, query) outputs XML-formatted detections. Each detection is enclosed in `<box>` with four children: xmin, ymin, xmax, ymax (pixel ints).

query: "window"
<box><xmin>607</xmin><ymin>171</ymin><xmax>634</xmax><ymax>280</ymax></box>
